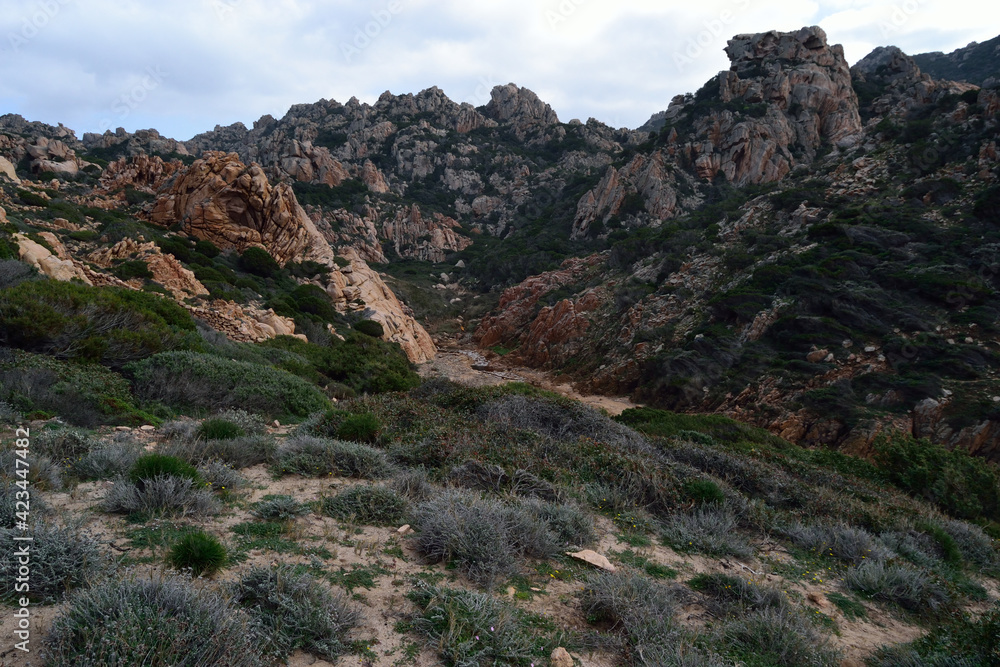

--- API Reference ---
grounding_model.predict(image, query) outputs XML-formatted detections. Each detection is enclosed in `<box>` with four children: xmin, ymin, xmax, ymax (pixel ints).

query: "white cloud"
<box><xmin>0</xmin><ymin>0</ymin><xmax>995</xmax><ymax>139</ymax></box>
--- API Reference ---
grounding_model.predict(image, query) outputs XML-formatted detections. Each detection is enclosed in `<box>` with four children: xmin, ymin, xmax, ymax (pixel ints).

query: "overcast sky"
<box><xmin>1</xmin><ymin>0</ymin><xmax>997</xmax><ymax>141</ymax></box>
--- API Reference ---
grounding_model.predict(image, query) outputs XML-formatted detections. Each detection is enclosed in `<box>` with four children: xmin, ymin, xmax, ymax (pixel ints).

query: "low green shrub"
<box><xmin>337</xmin><ymin>412</ymin><xmax>381</xmax><ymax>443</ymax></box>
<box><xmin>874</xmin><ymin>434</ymin><xmax>1000</xmax><ymax>523</ymax></box>
<box><xmin>785</xmin><ymin>523</ymin><xmax>892</xmax><ymax>565</ymax></box>
<box><xmin>230</xmin><ymin>566</ymin><xmax>360</xmax><ymax>662</ymax></box>
<box><xmin>0</xmin><ymin>280</ymin><xmax>197</xmax><ymax>368</ymax></box>
<box><xmin>127</xmin><ymin>351</ymin><xmax>331</xmax><ymax>418</ymax></box>
<box><xmin>42</xmin><ymin>574</ymin><xmax>268</xmax><ymax>666</ymax></box>
<box><xmin>682</xmin><ymin>478</ymin><xmax>726</xmax><ymax>505</ymax></box>
<box><xmin>868</xmin><ymin>603</ymin><xmax>1000</xmax><ymax>666</ymax></box>
<box><xmin>320</xmin><ymin>485</ymin><xmax>407</xmax><ymax>526</ymax></box>
<box><xmin>129</xmin><ymin>453</ymin><xmax>201</xmax><ymax>488</ymax></box>
<box><xmin>354</xmin><ymin>319</ymin><xmax>384</xmax><ymax>338</ymax></box>
<box><xmin>168</xmin><ymin>530</ymin><xmax>228</xmax><ymax>576</ymax></box>
<box><xmin>239</xmin><ymin>246</ymin><xmax>280</xmax><ymax>277</ymax></box>
<box><xmin>197</xmin><ymin>418</ymin><xmax>245</xmax><ymax>441</ymax></box>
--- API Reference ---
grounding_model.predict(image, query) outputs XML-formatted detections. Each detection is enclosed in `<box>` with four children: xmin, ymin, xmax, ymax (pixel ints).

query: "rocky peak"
<box><xmin>483</xmin><ymin>84</ymin><xmax>560</xmax><ymax>138</ymax></box>
<box><xmin>851</xmin><ymin>45</ymin><xmax>923</xmax><ymax>85</ymax></box>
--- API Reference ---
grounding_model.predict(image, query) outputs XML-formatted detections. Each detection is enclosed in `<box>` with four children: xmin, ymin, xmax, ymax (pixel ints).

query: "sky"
<box><xmin>0</xmin><ymin>0</ymin><xmax>997</xmax><ymax>141</ymax></box>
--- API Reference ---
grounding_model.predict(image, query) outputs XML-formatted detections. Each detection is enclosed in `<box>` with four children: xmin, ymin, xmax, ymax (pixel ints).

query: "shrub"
<box><xmin>32</xmin><ymin>427</ymin><xmax>97</xmax><ymax>462</ymax></box>
<box><xmin>939</xmin><ymin>519</ymin><xmax>998</xmax><ymax>568</ymax></box>
<box><xmin>212</xmin><ymin>408</ymin><xmax>268</xmax><ymax>435</ymax></box>
<box><xmin>784</xmin><ymin>523</ymin><xmax>892</xmax><ymax>565</ymax></box>
<box><xmin>198</xmin><ymin>460</ymin><xmax>246</xmax><ymax>492</ymax></box>
<box><xmin>660</xmin><ymin>502</ymin><xmax>753</xmax><ymax>558</ymax></box>
<box><xmin>239</xmin><ymin>246</ymin><xmax>280</xmax><ymax>277</ymax></box>
<box><xmin>354</xmin><ymin>319</ymin><xmax>384</xmax><ymax>338</ymax></box>
<box><xmin>0</xmin><ymin>280</ymin><xmax>196</xmax><ymax>367</ymax></box>
<box><xmin>104</xmin><ymin>476</ymin><xmax>220</xmax><ymax>517</ymax></box>
<box><xmin>874</xmin><ymin>435</ymin><xmax>1000</xmax><ymax>522</ymax></box>
<box><xmin>0</xmin><ymin>482</ymin><xmax>47</xmax><ymax>528</ymax></box>
<box><xmin>42</xmin><ymin>574</ymin><xmax>268</xmax><ymax>666</ymax></box>
<box><xmin>129</xmin><ymin>453</ymin><xmax>201</xmax><ymax>488</ymax></box>
<box><xmin>845</xmin><ymin>560</ymin><xmax>950</xmax><ymax>613</ymax></box>
<box><xmin>158</xmin><ymin>434</ymin><xmax>277</xmax><ymax>469</ymax></box>
<box><xmin>275</xmin><ymin>435</ymin><xmax>392</xmax><ymax>478</ymax></box>
<box><xmin>230</xmin><ymin>565</ymin><xmax>360</xmax><ymax>661</ymax></box>
<box><xmin>390</xmin><ymin>467</ymin><xmax>435</xmax><ymax>501</ymax></box>
<box><xmin>337</xmin><ymin>412</ymin><xmax>381</xmax><ymax>443</ymax></box>
<box><xmin>688</xmin><ymin>573</ymin><xmax>787</xmax><ymax>615</ymax></box>
<box><xmin>715</xmin><ymin>607</ymin><xmax>841</xmax><ymax>667</ymax></box>
<box><xmin>261</xmin><ymin>333</ymin><xmax>420</xmax><ymax>395</ymax></box>
<box><xmin>582</xmin><ymin>572</ymin><xmax>709</xmax><ymax>666</ymax></box>
<box><xmin>320</xmin><ymin>485</ymin><xmax>407</xmax><ymax>526</ymax></box>
<box><xmin>868</xmin><ymin>603</ymin><xmax>1000</xmax><ymax>666</ymax></box>
<box><xmin>68</xmin><ymin>438</ymin><xmax>143</xmax><ymax>481</ymax></box>
<box><xmin>0</xmin><ymin>350</ymin><xmax>152</xmax><ymax>427</ymax></box>
<box><xmin>251</xmin><ymin>495</ymin><xmax>310</xmax><ymax>521</ymax></box>
<box><xmin>161</xmin><ymin>419</ymin><xmax>199</xmax><ymax>441</ymax></box>
<box><xmin>682</xmin><ymin>478</ymin><xmax>726</xmax><ymax>505</ymax></box>
<box><xmin>410</xmin><ymin>490</ymin><xmax>558</xmax><ymax>586</ymax></box>
<box><xmin>112</xmin><ymin>259</ymin><xmax>153</xmax><ymax>281</ymax></box>
<box><xmin>127</xmin><ymin>351</ymin><xmax>331</xmax><ymax>418</ymax></box>
<box><xmin>0</xmin><ymin>448</ymin><xmax>62</xmax><ymax>490</ymax></box>
<box><xmin>197</xmin><ymin>418</ymin><xmax>245</xmax><ymax>441</ymax></box>
<box><xmin>408</xmin><ymin>581</ymin><xmax>566</xmax><ymax>667</ymax></box>
<box><xmin>523</xmin><ymin>498</ymin><xmax>595</xmax><ymax>547</ymax></box>
<box><xmin>0</xmin><ymin>523</ymin><xmax>105</xmax><ymax>603</ymax></box>
<box><xmin>168</xmin><ymin>530</ymin><xmax>228</xmax><ymax>576</ymax></box>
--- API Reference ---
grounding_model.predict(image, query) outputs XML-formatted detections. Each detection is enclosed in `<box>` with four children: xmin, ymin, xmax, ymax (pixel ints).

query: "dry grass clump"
<box><xmin>104</xmin><ymin>475</ymin><xmax>220</xmax><ymax>517</ymax></box>
<box><xmin>660</xmin><ymin>501</ymin><xmax>753</xmax><ymax>558</ymax></box>
<box><xmin>0</xmin><ymin>523</ymin><xmax>105</xmax><ymax>603</ymax></box>
<box><xmin>274</xmin><ymin>434</ymin><xmax>393</xmax><ymax>478</ymax></box>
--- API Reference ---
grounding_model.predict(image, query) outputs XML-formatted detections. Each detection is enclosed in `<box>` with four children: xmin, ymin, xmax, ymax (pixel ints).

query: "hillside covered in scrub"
<box><xmin>0</xmin><ymin>23</ymin><xmax>999</xmax><ymax>666</ymax></box>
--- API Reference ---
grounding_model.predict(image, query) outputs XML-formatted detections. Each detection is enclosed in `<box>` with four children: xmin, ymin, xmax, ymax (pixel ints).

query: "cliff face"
<box><xmin>143</xmin><ymin>151</ymin><xmax>435</xmax><ymax>363</ymax></box>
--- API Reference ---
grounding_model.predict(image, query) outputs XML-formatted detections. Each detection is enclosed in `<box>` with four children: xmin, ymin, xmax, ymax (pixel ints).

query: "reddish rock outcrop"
<box><xmin>99</xmin><ymin>154</ymin><xmax>182</xmax><ymax>193</ymax></box>
<box><xmin>382</xmin><ymin>205</ymin><xmax>472</xmax><ymax>262</ymax></box>
<box><xmin>88</xmin><ymin>238</ymin><xmax>208</xmax><ymax>299</ymax></box>
<box><xmin>474</xmin><ymin>254</ymin><xmax>606</xmax><ymax>354</ymax></box>
<box><xmin>149</xmin><ymin>151</ymin><xmax>336</xmax><ymax>266</ymax></box>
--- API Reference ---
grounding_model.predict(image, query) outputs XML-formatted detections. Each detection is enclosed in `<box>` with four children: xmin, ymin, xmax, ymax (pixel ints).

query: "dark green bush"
<box><xmin>168</xmin><ymin>530</ymin><xmax>228</xmax><ymax>576</ymax></box>
<box><xmin>337</xmin><ymin>412</ymin><xmax>381</xmax><ymax>443</ymax></box>
<box><xmin>127</xmin><ymin>351</ymin><xmax>331</xmax><ymax>418</ymax></box>
<box><xmin>129</xmin><ymin>453</ymin><xmax>201</xmax><ymax>488</ymax></box>
<box><xmin>320</xmin><ymin>485</ymin><xmax>407</xmax><ymax>525</ymax></box>
<box><xmin>239</xmin><ymin>246</ymin><xmax>280</xmax><ymax>277</ymax></box>
<box><xmin>683</xmin><ymin>478</ymin><xmax>726</xmax><ymax>505</ymax></box>
<box><xmin>42</xmin><ymin>575</ymin><xmax>267</xmax><ymax>666</ymax></box>
<box><xmin>197</xmin><ymin>418</ymin><xmax>245</xmax><ymax>441</ymax></box>
<box><xmin>874</xmin><ymin>435</ymin><xmax>1000</xmax><ymax>522</ymax></box>
<box><xmin>112</xmin><ymin>259</ymin><xmax>154</xmax><ymax>281</ymax></box>
<box><xmin>0</xmin><ymin>280</ymin><xmax>197</xmax><ymax>368</ymax></box>
<box><xmin>260</xmin><ymin>334</ymin><xmax>419</xmax><ymax>395</ymax></box>
<box><xmin>354</xmin><ymin>319</ymin><xmax>384</xmax><ymax>338</ymax></box>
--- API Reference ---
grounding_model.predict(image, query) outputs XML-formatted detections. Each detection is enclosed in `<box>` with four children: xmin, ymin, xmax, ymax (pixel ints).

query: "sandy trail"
<box><xmin>418</xmin><ymin>344</ymin><xmax>641</xmax><ymax>416</ymax></box>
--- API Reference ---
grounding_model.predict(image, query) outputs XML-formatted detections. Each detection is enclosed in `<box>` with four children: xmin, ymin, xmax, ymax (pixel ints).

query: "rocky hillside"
<box><xmin>2</xmin><ymin>25</ymin><xmax>1000</xmax><ymax>470</ymax></box>
<box><xmin>914</xmin><ymin>34</ymin><xmax>1000</xmax><ymax>87</ymax></box>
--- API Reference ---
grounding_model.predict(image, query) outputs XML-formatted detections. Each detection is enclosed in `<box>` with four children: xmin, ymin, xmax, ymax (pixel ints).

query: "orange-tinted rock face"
<box><xmin>149</xmin><ymin>151</ymin><xmax>337</xmax><ymax>266</ymax></box>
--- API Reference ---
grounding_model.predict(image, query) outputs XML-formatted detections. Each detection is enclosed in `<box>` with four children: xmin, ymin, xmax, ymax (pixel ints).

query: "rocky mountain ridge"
<box><xmin>2</xmin><ymin>25</ymin><xmax>999</xmax><ymax>464</ymax></box>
